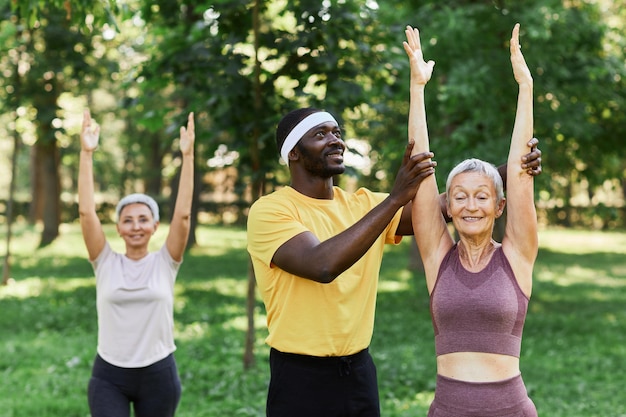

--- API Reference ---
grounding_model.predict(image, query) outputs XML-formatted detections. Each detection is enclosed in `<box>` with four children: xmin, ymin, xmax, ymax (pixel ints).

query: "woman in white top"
<box><xmin>78</xmin><ymin>109</ymin><xmax>195</xmax><ymax>417</ymax></box>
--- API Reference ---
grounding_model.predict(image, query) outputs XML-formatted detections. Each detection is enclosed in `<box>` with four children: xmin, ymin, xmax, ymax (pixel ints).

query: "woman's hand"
<box><xmin>403</xmin><ymin>25</ymin><xmax>435</xmax><ymax>86</ymax></box>
<box><xmin>81</xmin><ymin>109</ymin><xmax>100</xmax><ymax>152</ymax></box>
<box><xmin>510</xmin><ymin>23</ymin><xmax>532</xmax><ymax>87</ymax></box>
<box><xmin>179</xmin><ymin>112</ymin><xmax>195</xmax><ymax>157</ymax></box>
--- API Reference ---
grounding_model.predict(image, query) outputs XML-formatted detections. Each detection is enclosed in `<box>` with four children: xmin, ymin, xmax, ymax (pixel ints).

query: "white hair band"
<box><xmin>280</xmin><ymin>111</ymin><xmax>338</xmax><ymax>164</ymax></box>
<box><xmin>116</xmin><ymin>193</ymin><xmax>160</xmax><ymax>222</ymax></box>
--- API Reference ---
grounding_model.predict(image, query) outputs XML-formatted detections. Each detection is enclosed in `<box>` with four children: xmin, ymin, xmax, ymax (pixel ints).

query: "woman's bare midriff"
<box><xmin>437</xmin><ymin>352</ymin><xmax>521</xmax><ymax>382</ymax></box>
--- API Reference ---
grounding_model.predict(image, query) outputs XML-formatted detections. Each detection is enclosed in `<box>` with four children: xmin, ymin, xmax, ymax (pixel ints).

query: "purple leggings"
<box><xmin>428</xmin><ymin>373</ymin><xmax>537</xmax><ymax>417</ymax></box>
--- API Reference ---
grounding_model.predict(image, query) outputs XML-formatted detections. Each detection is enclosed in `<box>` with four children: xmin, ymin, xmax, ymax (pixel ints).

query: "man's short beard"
<box><xmin>297</xmin><ymin>143</ymin><xmax>345</xmax><ymax>178</ymax></box>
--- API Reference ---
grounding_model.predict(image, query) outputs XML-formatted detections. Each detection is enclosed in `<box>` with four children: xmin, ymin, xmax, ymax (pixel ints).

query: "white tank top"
<box><xmin>91</xmin><ymin>242</ymin><xmax>180</xmax><ymax>367</ymax></box>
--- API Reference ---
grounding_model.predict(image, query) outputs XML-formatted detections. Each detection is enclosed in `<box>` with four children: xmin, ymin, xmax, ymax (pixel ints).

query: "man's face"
<box><xmin>295</xmin><ymin>121</ymin><xmax>346</xmax><ymax>178</ymax></box>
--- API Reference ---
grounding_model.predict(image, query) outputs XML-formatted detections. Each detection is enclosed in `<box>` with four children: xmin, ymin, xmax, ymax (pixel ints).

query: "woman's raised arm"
<box><xmin>404</xmin><ymin>26</ymin><xmax>453</xmax><ymax>293</ymax></box>
<box><xmin>78</xmin><ymin>109</ymin><xmax>106</xmax><ymax>260</ymax></box>
<box><xmin>165</xmin><ymin>112</ymin><xmax>195</xmax><ymax>262</ymax></box>
<box><xmin>503</xmin><ymin>24</ymin><xmax>538</xmax><ymax>295</ymax></box>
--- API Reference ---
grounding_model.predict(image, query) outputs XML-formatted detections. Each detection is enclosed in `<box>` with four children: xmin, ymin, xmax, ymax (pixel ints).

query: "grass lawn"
<box><xmin>1</xmin><ymin>223</ymin><xmax>625</xmax><ymax>416</ymax></box>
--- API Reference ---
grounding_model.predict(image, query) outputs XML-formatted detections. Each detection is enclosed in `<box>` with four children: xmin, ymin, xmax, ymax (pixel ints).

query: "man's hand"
<box><xmin>523</xmin><ymin>137</ymin><xmax>542</xmax><ymax>176</ymax></box>
<box><xmin>389</xmin><ymin>141</ymin><xmax>436</xmax><ymax>207</ymax></box>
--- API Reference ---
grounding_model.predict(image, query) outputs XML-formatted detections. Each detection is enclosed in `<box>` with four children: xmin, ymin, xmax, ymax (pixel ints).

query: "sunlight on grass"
<box><xmin>2</xmin><ymin>223</ymin><xmax>626</xmax><ymax>416</ymax></box>
<box><xmin>378</xmin><ymin>279</ymin><xmax>410</xmax><ymax>292</ymax></box>
<box><xmin>175</xmin><ymin>312</ymin><xmax>267</xmax><ymax>342</ymax></box>
<box><xmin>176</xmin><ymin>321</ymin><xmax>211</xmax><ymax>341</ymax></box>
<box><xmin>378</xmin><ymin>269</ymin><xmax>412</xmax><ymax>292</ymax></box>
<box><xmin>0</xmin><ymin>277</ymin><xmax>94</xmax><ymax>300</ymax></box>
<box><xmin>536</xmin><ymin>265</ymin><xmax>625</xmax><ymax>288</ymax></box>
<box><xmin>179</xmin><ymin>278</ymin><xmax>247</xmax><ymax>297</ymax></box>
<box><xmin>538</xmin><ymin>228</ymin><xmax>626</xmax><ymax>254</ymax></box>
<box><xmin>412</xmin><ymin>391</ymin><xmax>435</xmax><ymax>409</ymax></box>
<box><xmin>224</xmin><ymin>314</ymin><xmax>267</xmax><ymax>333</ymax></box>
<box><xmin>535</xmin><ymin>228</ymin><xmax>626</xmax><ymax>289</ymax></box>
<box><xmin>383</xmin><ymin>391</ymin><xmax>434</xmax><ymax>416</ymax></box>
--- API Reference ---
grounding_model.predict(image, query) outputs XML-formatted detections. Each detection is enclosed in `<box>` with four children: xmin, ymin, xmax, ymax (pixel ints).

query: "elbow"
<box><xmin>305</xmin><ymin>265</ymin><xmax>340</xmax><ymax>284</ymax></box>
<box><xmin>274</xmin><ymin>249</ymin><xmax>344</xmax><ymax>284</ymax></box>
<box><xmin>173</xmin><ymin>212</ymin><xmax>192</xmax><ymax>226</ymax></box>
<box><xmin>313</xmin><ymin>263</ymin><xmax>345</xmax><ymax>284</ymax></box>
<box><xmin>317</xmin><ymin>272</ymin><xmax>339</xmax><ymax>284</ymax></box>
<box><xmin>78</xmin><ymin>207</ymin><xmax>94</xmax><ymax>219</ymax></box>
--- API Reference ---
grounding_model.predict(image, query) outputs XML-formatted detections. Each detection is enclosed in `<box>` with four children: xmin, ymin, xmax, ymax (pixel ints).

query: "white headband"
<box><xmin>280</xmin><ymin>111</ymin><xmax>338</xmax><ymax>164</ymax></box>
<box><xmin>116</xmin><ymin>193</ymin><xmax>160</xmax><ymax>222</ymax></box>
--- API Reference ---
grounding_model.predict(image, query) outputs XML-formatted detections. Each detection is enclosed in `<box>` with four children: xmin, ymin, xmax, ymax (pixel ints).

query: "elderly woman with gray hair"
<box><xmin>405</xmin><ymin>23</ymin><xmax>539</xmax><ymax>416</ymax></box>
<box><xmin>78</xmin><ymin>109</ymin><xmax>195</xmax><ymax>417</ymax></box>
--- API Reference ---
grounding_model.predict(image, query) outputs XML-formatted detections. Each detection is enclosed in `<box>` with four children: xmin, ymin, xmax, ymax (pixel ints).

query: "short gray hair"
<box><xmin>446</xmin><ymin>158</ymin><xmax>504</xmax><ymax>205</ymax></box>
<box><xmin>115</xmin><ymin>193</ymin><xmax>160</xmax><ymax>222</ymax></box>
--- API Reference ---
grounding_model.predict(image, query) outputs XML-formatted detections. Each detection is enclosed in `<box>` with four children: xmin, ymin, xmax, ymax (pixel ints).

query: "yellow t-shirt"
<box><xmin>247</xmin><ymin>186</ymin><xmax>402</xmax><ymax>356</ymax></box>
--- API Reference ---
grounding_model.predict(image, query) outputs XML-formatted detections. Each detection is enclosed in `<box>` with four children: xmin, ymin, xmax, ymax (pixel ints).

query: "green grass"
<box><xmin>1</xmin><ymin>223</ymin><xmax>625</xmax><ymax>417</ymax></box>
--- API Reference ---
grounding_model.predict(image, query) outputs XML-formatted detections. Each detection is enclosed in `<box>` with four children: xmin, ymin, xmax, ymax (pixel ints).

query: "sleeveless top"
<box><xmin>430</xmin><ymin>244</ymin><xmax>529</xmax><ymax>357</ymax></box>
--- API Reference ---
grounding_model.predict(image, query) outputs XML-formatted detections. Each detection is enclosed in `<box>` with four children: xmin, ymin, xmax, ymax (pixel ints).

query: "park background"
<box><xmin>1</xmin><ymin>0</ymin><xmax>625</xmax><ymax>416</ymax></box>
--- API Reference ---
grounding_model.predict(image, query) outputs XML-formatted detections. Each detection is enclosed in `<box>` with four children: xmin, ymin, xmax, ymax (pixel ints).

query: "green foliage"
<box><xmin>1</xmin><ymin>224</ymin><xmax>626</xmax><ymax>416</ymax></box>
<box><xmin>10</xmin><ymin>0</ymin><xmax>119</xmax><ymax>31</ymax></box>
<box><xmin>351</xmin><ymin>0</ymin><xmax>626</xmax><ymax>213</ymax></box>
<box><xmin>2</xmin><ymin>0</ymin><xmax>625</xmax><ymax>229</ymax></box>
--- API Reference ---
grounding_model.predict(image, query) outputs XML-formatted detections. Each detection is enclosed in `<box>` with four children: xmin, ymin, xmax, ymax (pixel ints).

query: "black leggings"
<box><xmin>88</xmin><ymin>353</ymin><xmax>182</xmax><ymax>417</ymax></box>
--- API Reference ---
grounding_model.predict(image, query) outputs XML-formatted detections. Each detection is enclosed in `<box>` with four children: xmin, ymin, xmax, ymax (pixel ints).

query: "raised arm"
<box><xmin>404</xmin><ymin>25</ymin><xmax>453</xmax><ymax>292</ymax></box>
<box><xmin>78</xmin><ymin>109</ymin><xmax>106</xmax><ymax>260</ymax></box>
<box><xmin>272</xmin><ymin>143</ymin><xmax>435</xmax><ymax>283</ymax></box>
<box><xmin>503</xmin><ymin>24</ymin><xmax>538</xmax><ymax>294</ymax></box>
<box><xmin>165</xmin><ymin>112</ymin><xmax>195</xmax><ymax>262</ymax></box>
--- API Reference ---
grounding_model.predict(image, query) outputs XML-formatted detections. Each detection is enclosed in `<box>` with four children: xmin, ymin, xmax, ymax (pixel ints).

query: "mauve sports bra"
<box><xmin>430</xmin><ymin>244</ymin><xmax>529</xmax><ymax>357</ymax></box>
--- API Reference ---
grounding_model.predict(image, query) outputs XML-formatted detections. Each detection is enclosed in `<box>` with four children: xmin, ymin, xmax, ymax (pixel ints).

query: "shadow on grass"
<box><xmin>9</xmin><ymin>255</ymin><xmax>94</xmax><ymax>280</ymax></box>
<box><xmin>0</xmin><ymin>285</ymin><xmax>98</xmax><ymax>335</ymax></box>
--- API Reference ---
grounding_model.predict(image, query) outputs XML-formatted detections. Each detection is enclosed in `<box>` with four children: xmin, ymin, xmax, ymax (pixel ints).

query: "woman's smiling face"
<box><xmin>447</xmin><ymin>171</ymin><xmax>505</xmax><ymax>236</ymax></box>
<box><xmin>116</xmin><ymin>203</ymin><xmax>158</xmax><ymax>249</ymax></box>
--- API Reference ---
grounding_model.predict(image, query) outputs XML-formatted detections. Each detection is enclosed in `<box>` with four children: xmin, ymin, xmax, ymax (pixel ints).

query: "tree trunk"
<box><xmin>243</xmin><ymin>0</ymin><xmax>263</xmax><ymax>371</ymax></box>
<box><xmin>2</xmin><ymin>115</ymin><xmax>20</xmax><ymax>285</ymax></box>
<box><xmin>29</xmin><ymin>145</ymin><xmax>42</xmax><ymax>225</ymax></box>
<box><xmin>37</xmin><ymin>136</ymin><xmax>61</xmax><ymax>247</ymax></box>
<box><xmin>145</xmin><ymin>131</ymin><xmax>164</xmax><ymax>197</ymax></box>
<box><xmin>4</xmin><ymin>46</ymin><xmax>23</xmax><ymax>284</ymax></box>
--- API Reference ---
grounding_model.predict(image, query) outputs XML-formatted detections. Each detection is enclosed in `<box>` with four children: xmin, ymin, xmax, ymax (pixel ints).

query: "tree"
<box><xmin>6</xmin><ymin>1</ymin><xmax>118</xmax><ymax>245</ymax></box>
<box><xmin>0</xmin><ymin>28</ymin><xmax>21</xmax><ymax>285</ymax></box>
<box><xmin>370</xmin><ymin>0</ymin><xmax>626</xmax><ymax>227</ymax></box>
<box><xmin>7</xmin><ymin>0</ymin><xmax>626</xmax><ymax>369</ymax></box>
<box><xmin>131</xmin><ymin>0</ymin><xmax>397</xmax><ymax>367</ymax></box>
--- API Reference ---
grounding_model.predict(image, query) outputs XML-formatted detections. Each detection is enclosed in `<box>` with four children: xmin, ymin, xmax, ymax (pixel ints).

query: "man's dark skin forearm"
<box><xmin>273</xmin><ymin>139</ymin><xmax>542</xmax><ymax>281</ymax></box>
<box><xmin>272</xmin><ymin>144</ymin><xmax>436</xmax><ymax>283</ymax></box>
